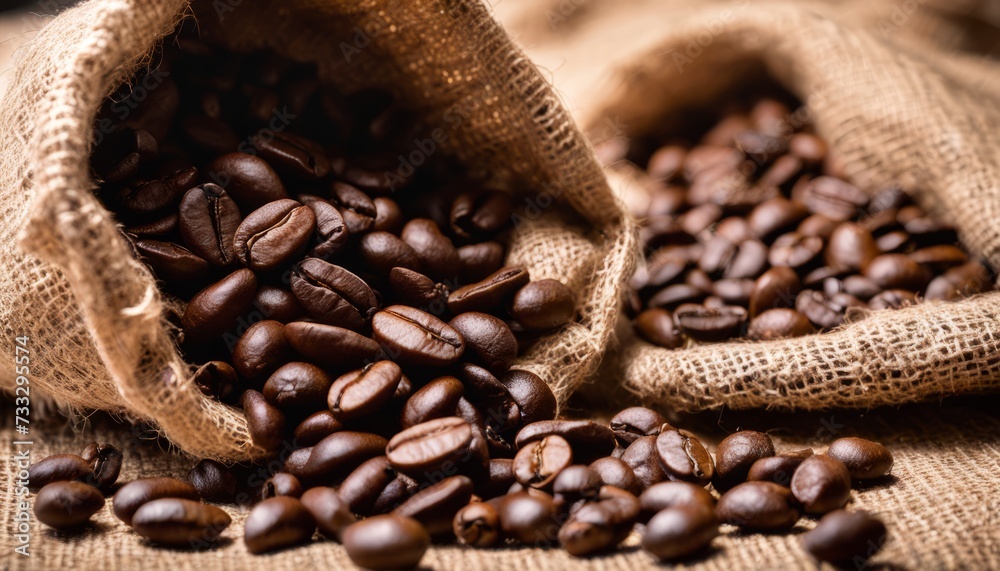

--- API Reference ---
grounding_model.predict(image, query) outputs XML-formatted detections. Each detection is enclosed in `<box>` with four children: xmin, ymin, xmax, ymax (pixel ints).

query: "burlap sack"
<box><xmin>573</xmin><ymin>1</ymin><xmax>1000</xmax><ymax>411</ymax></box>
<box><xmin>0</xmin><ymin>0</ymin><xmax>635</xmax><ymax>460</ymax></box>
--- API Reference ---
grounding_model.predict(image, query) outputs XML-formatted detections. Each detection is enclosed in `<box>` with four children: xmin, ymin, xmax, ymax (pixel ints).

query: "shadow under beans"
<box><xmin>138</xmin><ymin>536</ymin><xmax>235</xmax><ymax>551</ymax></box>
<box><xmin>42</xmin><ymin>521</ymin><xmax>114</xmax><ymax>541</ymax></box>
<box><xmin>852</xmin><ymin>475</ymin><xmax>899</xmax><ymax>491</ymax></box>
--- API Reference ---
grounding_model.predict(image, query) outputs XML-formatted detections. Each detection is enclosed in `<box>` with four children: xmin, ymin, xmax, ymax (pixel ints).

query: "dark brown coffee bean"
<box><xmin>386</xmin><ymin>417</ymin><xmax>486</xmax><ymax>479</ymax></box>
<box><xmin>294</xmin><ymin>411</ymin><xmax>343</xmax><ymax>447</ymax></box>
<box><xmin>638</xmin><ymin>481</ymin><xmax>715</xmax><ymax>523</ymax></box>
<box><xmin>448</xmin><ymin>266</ymin><xmax>530</xmax><ymax>314</ymax></box>
<box><xmin>330</xmin><ymin>182</ymin><xmax>376</xmax><ymax>234</ymax></box>
<box><xmin>634</xmin><ymin>308</ymin><xmax>684</xmax><ymax>349</ymax></box>
<box><xmin>747</xmin><ymin>449</ymin><xmax>814</xmax><ymax>486</ymax></box>
<box><xmin>909</xmin><ymin>245</ymin><xmax>967</xmax><ymax>270</ymax></box>
<box><xmin>875</xmin><ymin>229</ymin><xmax>911</xmax><ymax>253</ymax></box>
<box><xmin>926</xmin><ymin>261</ymin><xmax>993</xmax><ymax>300</ymax></box>
<box><xmin>298</xmin><ymin>195</ymin><xmax>349</xmax><ymax>260</ymax></box>
<box><xmin>863</xmin><ymin>253</ymin><xmax>931</xmax><ymax>291</ymax></box>
<box><xmin>642</xmin><ymin>248</ymin><xmax>688</xmax><ymax>290</ymax></box>
<box><xmin>401</xmin><ymin>376</ymin><xmax>464</xmax><ymax>429</ymax></box>
<box><xmin>516</xmin><ymin>420</ymin><xmax>617</xmax><ymax>464</ymax></box>
<box><xmin>113</xmin><ymin>477</ymin><xmax>200</xmax><ymax>525</ymax></box>
<box><xmin>790</xmin><ymin>455</ymin><xmax>852</xmax><ymax>514</ymax></box>
<box><xmin>250</xmin><ymin>132</ymin><xmax>329</xmax><ymax>180</ymax></box>
<box><xmin>393</xmin><ymin>475</ymin><xmax>474</xmax><ymax>536</ymax></box>
<box><xmin>27</xmin><ymin>454</ymin><xmax>93</xmax><ymax>492</ymax></box>
<box><xmin>328</xmin><ymin>361</ymin><xmax>403</xmax><ymax>422</ymax></box>
<box><xmin>801</xmin><ymin>176</ymin><xmax>868</xmax><ymax>221</ymax></box>
<box><xmin>262</xmin><ymin>362</ymin><xmax>332</xmax><ymax>413</ymax></box>
<box><xmin>135</xmin><ymin>240</ymin><xmax>211</xmax><ymax>286</ymax></box>
<box><xmin>125</xmin><ymin>212</ymin><xmax>180</xmax><ymax>237</ymax></box>
<box><xmin>453</xmin><ymin>501</ymin><xmax>501</xmax><ymax>547</ymax></box>
<box><xmin>284</xmin><ymin>321</ymin><xmax>381</xmax><ymax>369</ymax></box>
<box><xmin>826</xmin><ymin>437</ymin><xmax>894</xmax><ymax>480</ymax></box>
<box><xmin>448</xmin><ymin>312</ymin><xmax>517</xmax><ymax>373</ymax></box>
<box><xmin>401</xmin><ymin>218</ymin><xmax>461</xmax><ymax>281</ymax></box>
<box><xmin>457</xmin><ymin>241</ymin><xmax>505</xmax><ymax>283</ymax></box>
<box><xmin>590</xmin><ymin>457</ymin><xmax>640</xmax><ymax>495</ymax></box>
<box><xmin>261</xmin><ymin>472</ymin><xmax>303</xmax><ymax>500</ymax></box>
<box><xmin>749</xmin><ymin>266</ymin><xmax>801</xmax><ymax>317</ymax></box>
<box><xmin>241</xmin><ymin>389</ymin><xmax>287</xmax><ymax>452</ymax></box>
<box><xmin>610</xmin><ymin>407</ymin><xmax>671</xmax><ymax>447</ymax></box>
<box><xmin>802</xmin><ymin>509</ymin><xmax>887</xmax><ymax>565</ymax></box>
<box><xmin>647</xmin><ymin>145</ymin><xmax>687</xmax><ymax>181</ymax></box>
<box><xmin>182</xmin><ymin>115</ymin><xmax>241</xmax><ymax>155</ymax></box>
<box><xmin>716</xmin><ymin>481</ymin><xmax>800</xmax><ymax>531</ymax></box>
<box><xmin>34</xmin><ymin>481</ymin><xmax>105</xmax><ymax>529</ymax></box>
<box><xmin>735</xmin><ymin>130</ymin><xmax>788</xmax><ymax>162</ymax></box>
<box><xmin>181</xmin><ymin>269</ymin><xmax>257</xmax><ymax>344</ymax></box>
<box><xmin>769</xmin><ymin>232</ymin><xmax>824</xmax><ymax>268</ymax></box>
<box><xmin>842</xmin><ymin>275</ymin><xmax>881</xmax><ymax>300</ymax></box>
<box><xmin>713</xmin><ymin>430</ymin><xmax>775</xmax><ymax>492</ymax></box>
<box><xmin>338</xmin><ymin>456</ymin><xmax>403</xmax><ymax>516</ymax></box>
<box><xmin>681</xmin><ymin>204</ymin><xmax>723</xmax><ymax>237</ymax></box>
<box><xmin>477</xmin><ymin>459</ymin><xmax>517</xmax><ymax>499</ymax></box>
<box><xmin>674</xmin><ymin>303</ymin><xmax>747</xmax><ymax>342</ymax></box>
<box><xmin>498</xmin><ymin>491</ymin><xmax>559</xmax><ymax>546</ymax></box>
<box><xmin>253</xmin><ymin>285</ymin><xmax>304</xmax><ymax>323</ymax></box>
<box><xmin>178</xmin><ymin>184</ymin><xmax>242</xmax><ymax>267</ymax></box>
<box><xmin>698</xmin><ymin>235</ymin><xmax>736</xmax><ymax>276</ymax></box>
<box><xmin>92</xmin><ymin>128</ymin><xmax>158</xmax><ymax>183</ymax></box>
<box><xmin>747</xmin><ymin>308</ymin><xmax>815</xmax><ymax>340</ymax></box>
<box><xmin>358</xmin><ymin>231</ymin><xmax>422</xmax><ymax>276</ymax></box>
<box><xmin>372</xmin><ymin>305</ymin><xmax>465</xmax><ymax>367</ymax></box>
<box><xmin>552</xmin><ymin>465</ymin><xmax>602</xmax><ymax>509</ymax></box>
<box><xmin>499</xmin><ymin>370</ymin><xmax>558</xmax><ymax>428</ymax></box>
<box><xmin>187</xmin><ymin>459</ymin><xmax>238</xmax><ymax>503</ymax></box>
<box><xmin>117</xmin><ymin>166</ymin><xmax>197</xmax><ymax>215</ymax></box>
<box><xmin>371</xmin><ymin>196</ymin><xmax>404</xmax><ymax>234</ymax></box>
<box><xmin>233</xmin><ymin>199</ymin><xmax>315</xmax><ymax>272</ymax></box>
<box><xmin>193</xmin><ymin>360</ymin><xmax>237</xmax><ymax>401</ymax></box>
<box><xmin>868</xmin><ymin>289</ymin><xmax>916</xmax><ymax>310</ymax></box>
<box><xmin>450</xmin><ymin>190</ymin><xmax>512</xmax><ymax>239</ymax></box>
<box><xmin>798</xmin><ymin>214</ymin><xmax>840</xmax><ymax>239</ymax></box>
<box><xmin>648</xmin><ymin>283</ymin><xmax>708</xmax><ymax>309</ymax></box>
<box><xmin>621</xmin><ymin>435</ymin><xmax>668</xmax><ymax>491</ymax></box>
<box><xmin>131</xmin><ymin>498</ymin><xmax>231</xmax><ymax>547</ymax></box>
<box><xmin>290</xmin><ymin>258</ymin><xmax>378</xmax><ymax>329</ymax></box>
<box><xmin>655</xmin><ymin>429</ymin><xmax>714</xmax><ymax>486</ymax></box>
<box><xmin>388</xmin><ymin>267</ymin><xmax>449</xmax><ymax>308</ymax></box>
<box><xmin>826</xmin><ymin>222</ymin><xmax>879</xmax><ymax>271</ymax></box>
<box><xmin>207</xmin><ymin>153</ymin><xmax>287</xmax><ymax>210</ymax></box>
<box><xmin>513</xmin><ymin>435</ymin><xmax>574</xmax><ymax>490</ymax></box>
<box><xmin>711</xmin><ymin>278</ymin><xmax>755</xmax><ymax>305</ymax></box>
<box><xmin>558</xmin><ymin>486</ymin><xmax>640</xmax><ymax>556</ymax></box>
<box><xmin>748</xmin><ymin>197</ymin><xmax>808</xmax><ymax>241</ymax></box>
<box><xmin>232</xmin><ymin>320</ymin><xmax>291</xmax><ymax>380</ymax></box>
<box><xmin>509</xmin><ymin>279</ymin><xmax>575</xmax><ymax>330</ymax></box>
<box><xmin>795</xmin><ymin>290</ymin><xmax>864</xmax><ymax>329</ymax></box>
<box><xmin>342</xmin><ymin>515</ymin><xmax>430</xmax><ymax>570</ymax></box>
<box><xmin>243</xmin><ymin>496</ymin><xmax>316</xmax><ymax>554</ymax></box>
<box><xmin>281</xmin><ymin>447</ymin><xmax>313</xmax><ymax>480</ymax></box>
<box><xmin>642</xmin><ymin>504</ymin><xmax>718</xmax><ymax>561</ymax></box>
<box><xmin>300</xmin><ymin>486</ymin><xmax>357</xmax><ymax>539</ymax></box>
<box><xmin>725</xmin><ymin>239</ymin><xmax>769</xmax><ymax>280</ymax></box>
<box><xmin>304</xmin><ymin>431</ymin><xmax>388</xmax><ymax>482</ymax></box>
<box><xmin>79</xmin><ymin>443</ymin><xmax>122</xmax><ymax>494</ymax></box>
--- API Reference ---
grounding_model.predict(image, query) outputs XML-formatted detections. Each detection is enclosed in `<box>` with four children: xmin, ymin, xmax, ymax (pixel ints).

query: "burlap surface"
<box><xmin>0</xmin><ymin>0</ymin><xmax>635</xmax><ymax>460</ymax></box>
<box><xmin>3</xmin><ymin>397</ymin><xmax>999</xmax><ymax>570</ymax></box>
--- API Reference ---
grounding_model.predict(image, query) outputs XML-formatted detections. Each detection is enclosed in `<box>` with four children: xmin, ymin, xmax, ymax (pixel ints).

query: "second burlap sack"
<box><xmin>0</xmin><ymin>0</ymin><xmax>635</xmax><ymax>460</ymax></box>
<box><xmin>590</xmin><ymin>2</ymin><xmax>1000</xmax><ymax>411</ymax></box>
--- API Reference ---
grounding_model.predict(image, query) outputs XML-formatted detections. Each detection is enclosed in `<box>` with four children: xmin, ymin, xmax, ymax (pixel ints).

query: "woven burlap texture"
<box><xmin>0</xmin><ymin>0</ymin><xmax>636</xmax><ymax>460</ymax></box>
<box><xmin>570</xmin><ymin>1</ymin><xmax>1000</xmax><ymax>411</ymax></box>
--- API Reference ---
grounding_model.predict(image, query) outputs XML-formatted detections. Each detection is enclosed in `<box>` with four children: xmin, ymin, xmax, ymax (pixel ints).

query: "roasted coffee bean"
<box><xmin>769</xmin><ymin>232</ymin><xmax>824</xmax><ymax>268</ymax></box>
<box><xmin>450</xmin><ymin>190</ymin><xmax>512</xmax><ymax>239</ymax></box>
<box><xmin>304</xmin><ymin>431</ymin><xmax>388</xmax><ymax>483</ymax></box>
<box><xmin>798</xmin><ymin>214</ymin><xmax>839</xmax><ymax>239</ymax></box>
<box><xmin>372</xmin><ymin>305</ymin><xmax>465</xmax><ymax>367</ymax></box>
<box><xmin>182</xmin><ymin>115</ymin><xmax>241</xmax><ymax>155</ymax></box>
<box><xmin>338</xmin><ymin>456</ymin><xmax>404</xmax><ymax>516</ymax></box>
<box><xmin>329</xmin><ymin>182</ymin><xmax>376</xmax><ymax>234</ymax></box>
<box><xmin>393</xmin><ymin>475</ymin><xmax>474</xmax><ymax>536</ymax></box>
<box><xmin>590</xmin><ymin>457</ymin><xmax>640</xmax><ymax>495</ymax></box>
<box><xmin>187</xmin><ymin>459</ymin><xmax>238</xmax><ymax>503</ymax></box>
<box><xmin>191</xmin><ymin>360</ymin><xmax>237</xmax><ymax>400</ymax></box>
<box><xmin>448</xmin><ymin>312</ymin><xmax>517</xmax><ymax>373</ymax></box>
<box><xmin>233</xmin><ymin>200</ymin><xmax>316</xmax><ymax>272</ymax></box>
<box><xmin>178</xmin><ymin>184</ymin><xmax>242</xmax><ymax>267</ymax></box>
<box><xmin>241</xmin><ymin>389</ymin><xmax>287</xmax><ymax>452</ymax></box>
<box><xmin>654</xmin><ymin>429</ymin><xmax>714</xmax><ymax>486</ymax></box>
<box><xmin>747</xmin><ymin>308</ymin><xmax>815</xmax><ymax>340</ymax></box>
<box><xmin>790</xmin><ymin>455</ymin><xmax>852</xmax><ymax>514</ymax></box>
<box><xmin>457</xmin><ymin>241</ymin><xmax>505</xmax><ymax>283</ymax></box>
<box><xmin>372</xmin><ymin>196</ymin><xmax>404</xmax><ymax>234</ymax></box>
<box><xmin>841</xmin><ymin>275</ymin><xmax>881</xmax><ymax>300</ymax></box>
<box><xmin>294</xmin><ymin>411</ymin><xmax>344</xmax><ymax>447</ymax></box>
<box><xmin>499</xmin><ymin>369</ymin><xmax>558</xmax><ymax>428</ymax></box>
<box><xmin>283</xmin><ymin>321</ymin><xmax>381</xmax><ymax>369</ymax></box>
<box><xmin>711</xmin><ymin>278</ymin><xmax>755</xmax><ymax>305</ymax></box>
<box><xmin>682</xmin><ymin>204</ymin><xmax>723</xmax><ymax>237</ymax></box>
<box><xmin>499</xmin><ymin>490</ymin><xmax>559</xmax><ymax>546</ymax></box>
<box><xmin>453</xmin><ymin>501</ymin><xmax>501</xmax><ymax>547</ymax></box>
<box><xmin>610</xmin><ymin>407</ymin><xmax>671</xmax><ymax>447</ymax></box>
<box><xmin>243</xmin><ymin>496</ymin><xmax>316</xmax><ymax>554</ymax></box>
<box><xmin>358</xmin><ymin>231</ymin><xmax>422</xmax><ymax>276</ymax></box>
<box><xmin>634</xmin><ymin>308</ymin><xmax>685</xmax><ymax>349</ymax></box>
<box><xmin>113</xmin><ymin>477</ymin><xmax>200</xmax><ymax>525</ymax></box>
<box><xmin>328</xmin><ymin>361</ymin><xmax>403</xmax><ymax>422</ymax></box>
<box><xmin>135</xmin><ymin>239</ymin><xmax>212</xmax><ymax>285</ymax></box>
<box><xmin>207</xmin><ymin>153</ymin><xmax>287</xmax><ymax>210</ymax></box>
<box><xmin>298</xmin><ymin>195</ymin><xmax>349</xmax><ymax>260</ymax></box>
<box><xmin>716</xmin><ymin>481</ymin><xmax>800</xmax><ymax>531</ymax></box>
<box><xmin>802</xmin><ymin>509</ymin><xmax>887</xmax><ymax>565</ymax></box>
<box><xmin>401</xmin><ymin>376</ymin><xmax>464</xmax><ymax>429</ymax></box>
<box><xmin>253</xmin><ymin>285</ymin><xmax>305</xmax><ymax>323</ymax></box>
<box><xmin>232</xmin><ymin>320</ymin><xmax>292</xmax><ymax>380</ymax></box>
<box><xmin>713</xmin><ymin>430</ymin><xmax>775</xmax><ymax>492</ymax></box>
<box><xmin>864</xmin><ymin>253</ymin><xmax>931</xmax><ymax>291</ymax></box>
<box><xmin>92</xmin><ymin>128</ymin><xmax>158</xmax><ymax>183</ymax></box>
<box><xmin>181</xmin><ymin>269</ymin><xmax>257</xmax><ymax>344</ymax></box>
<box><xmin>387</xmin><ymin>417</ymin><xmax>486</xmax><ymax>479</ymax></box>
<box><xmin>300</xmin><ymin>486</ymin><xmax>357</xmax><ymax>539</ymax></box>
<box><xmin>131</xmin><ymin>498</ymin><xmax>231</xmax><ymax>547</ymax></box>
<box><xmin>674</xmin><ymin>303</ymin><xmax>747</xmax><ymax>342</ymax></box>
<box><xmin>642</xmin><ymin>504</ymin><xmax>719</xmax><ymax>561</ymax></box>
<box><xmin>638</xmin><ymin>481</ymin><xmax>715</xmax><ymax>524</ymax></box>
<box><xmin>476</xmin><ymin>459</ymin><xmax>517</xmax><ymax>500</ymax></box>
<box><xmin>746</xmin><ymin>449</ymin><xmax>814</xmax><ymax>486</ymax></box>
<box><xmin>509</xmin><ymin>279</ymin><xmax>575</xmax><ymax>330</ymax></box>
<box><xmin>826</xmin><ymin>437</ymin><xmax>894</xmax><ymax>480</ymax></box>
<box><xmin>621</xmin><ymin>435</ymin><xmax>668</xmax><ymax>491</ymax></box>
<box><xmin>826</xmin><ymin>222</ymin><xmax>879</xmax><ymax>271</ymax></box>
<box><xmin>262</xmin><ymin>473</ymin><xmax>303</xmax><ymax>500</ymax></box>
<box><xmin>27</xmin><ymin>454</ymin><xmax>94</xmax><ymax>492</ymax></box>
<box><xmin>513</xmin><ymin>435</ymin><xmax>574</xmax><ymax>490</ymax></box>
<box><xmin>552</xmin><ymin>465</ymin><xmax>602</xmax><ymax>510</ymax></box>
<box><xmin>342</xmin><ymin>515</ymin><xmax>430</xmax><ymax>570</ymax></box>
<box><xmin>516</xmin><ymin>420</ymin><xmax>617</xmax><ymax>464</ymax></box>
<box><xmin>724</xmin><ymin>240</ymin><xmax>769</xmax><ymax>279</ymax></box>
<box><xmin>250</xmin><ymin>132</ymin><xmax>329</xmax><ymax>180</ymax></box>
<box><xmin>748</xmin><ymin>197</ymin><xmax>808</xmax><ymax>241</ymax></box>
<box><xmin>926</xmin><ymin>261</ymin><xmax>993</xmax><ymax>300</ymax></box>
<box><xmin>389</xmin><ymin>267</ymin><xmax>449</xmax><ymax>308</ymax></box>
<box><xmin>125</xmin><ymin>212</ymin><xmax>180</xmax><ymax>237</ymax></box>
<box><xmin>749</xmin><ymin>266</ymin><xmax>801</xmax><ymax>317</ymax></box>
<box><xmin>558</xmin><ymin>486</ymin><xmax>640</xmax><ymax>557</ymax></box>
<box><xmin>448</xmin><ymin>266</ymin><xmax>530</xmax><ymax>314</ymax></box>
<box><xmin>34</xmin><ymin>481</ymin><xmax>105</xmax><ymax>529</ymax></box>
<box><xmin>401</xmin><ymin>218</ymin><xmax>461</xmax><ymax>281</ymax></box>
<box><xmin>801</xmin><ymin>176</ymin><xmax>868</xmax><ymax>221</ymax></box>
<box><xmin>734</xmin><ymin>131</ymin><xmax>787</xmax><ymax>162</ymax></box>
<box><xmin>868</xmin><ymin>289</ymin><xmax>916</xmax><ymax>310</ymax></box>
<box><xmin>79</xmin><ymin>443</ymin><xmax>123</xmax><ymax>494</ymax></box>
<box><xmin>795</xmin><ymin>289</ymin><xmax>864</xmax><ymax>329</ymax></box>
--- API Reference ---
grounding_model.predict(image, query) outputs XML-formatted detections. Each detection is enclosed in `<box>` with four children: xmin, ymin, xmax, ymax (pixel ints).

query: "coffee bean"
<box><xmin>389</xmin><ymin>267</ymin><xmax>449</xmax><ymax>308</ymax></box>
<box><xmin>725</xmin><ymin>239</ymin><xmax>769</xmax><ymax>279</ymax></box>
<box><xmin>281</xmin><ymin>448</ymin><xmax>313</xmax><ymax>481</ymax></box>
<box><xmin>283</xmin><ymin>321</ymin><xmax>381</xmax><ymax>369</ymax></box>
<box><xmin>448</xmin><ymin>312</ymin><xmax>517</xmax><ymax>373</ymax></box>
<box><xmin>642</xmin><ymin>504</ymin><xmax>718</xmax><ymax>561</ymax></box>
<box><xmin>79</xmin><ymin>443</ymin><xmax>123</xmax><ymax>494</ymax></box>
<box><xmin>509</xmin><ymin>279</ymin><xmax>575</xmax><ymax>330</ymax></box>
<box><xmin>868</xmin><ymin>289</ymin><xmax>916</xmax><ymax>310</ymax></box>
<box><xmin>181</xmin><ymin>269</ymin><xmax>257</xmax><ymax>344</ymax></box>
<box><xmin>477</xmin><ymin>459</ymin><xmax>517</xmax><ymax>499</ymax></box>
<box><xmin>253</xmin><ymin>285</ymin><xmax>305</xmax><ymax>323</ymax></box>
<box><xmin>674</xmin><ymin>303</ymin><xmax>747</xmax><ymax>342</ymax></box>
<box><xmin>372</xmin><ymin>305</ymin><xmax>465</xmax><ymax>367</ymax></box>
<box><xmin>682</xmin><ymin>204</ymin><xmax>723</xmax><ymax>237</ymax></box>
<box><xmin>795</xmin><ymin>290</ymin><xmax>864</xmax><ymax>329</ymax></box>
<box><xmin>826</xmin><ymin>222</ymin><xmax>879</xmax><ymax>271</ymax></box>
<box><xmin>863</xmin><ymin>253</ymin><xmax>931</xmax><ymax>290</ymax></box>
<box><xmin>250</xmin><ymin>132</ymin><xmax>329</xmax><ymax>180</ymax></box>
<box><xmin>453</xmin><ymin>501</ymin><xmax>501</xmax><ymax>547</ymax></box>
<box><xmin>801</xmin><ymin>510</ymin><xmax>887</xmax><ymax>564</ymax></box>
<box><xmin>34</xmin><ymin>481</ymin><xmax>105</xmax><ymax>529</ymax></box>
<box><xmin>558</xmin><ymin>486</ymin><xmax>640</xmax><ymax>556</ymax></box>
<box><xmin>207</xmin><ymin>153</ymin><xmax>287</xmax><ymax>210</ymax></box>
<box><xmin>182</xmin><ymin>115</ymin><xmax>241</xmax><ymax>155</ymax></box>
<box><xmin>233</xmin><ymin>200</ymin><xmax>316</xmax><ymax>272</ymax></box>
<box><xmin>300</xmin><ymin>486</ymin><xmax>357</xmax><ymax>539</ymax></box>
<box><xmin>749</xmin><ymin>266</ymin><xmax>801</xmax><ymax>317</ymax></box>
<box><xmin>621</xmin><ymin>435</ymin><xmax>668</xmax><ymax>491</ymax></box>
<box><xmin>516</xmin><ymin>420</ymin><xmax>617</xmax><ymax>464</ymax></box>
<box><xmin>634</xmin><ymin>308</ymin><xmax>685</xmax><ymax>348</ymax></box>
<box><xmin>338</xmin><ymin>456</ymin><xmax>405</xmax><ymax>516</ymax></box>
<box><xmin>358</xmin><ymin>231</ymin><xmax>423</xmax><ymax>276</ymax></box>
<box><xmin>747</xmin><ymin>308</ymin><xmax>815</xmax><ymax>340</ymax></box>
<box><xmin>125</xmin><ymin>212</ymin><xmax>180</xmax><ymax>237</ymax></box>
<box><xmin>716</xmin><ymin>481</ymin><xmax>800</xmax><ymax>531</ymax></box>
<box><xmin>552</xmin><ymin>465</ymin><xmax>602</xmax><ymax>510</ymax></box>
<box><xmin>610</xmin><ymin>407</ymin><xmax>671</xmax><ymax>447</ymax></box>
<box><xmin>135</xmin><ymin>239</ymin><xmax>212</xmax><ymax>288</ymax></box>
<box><xmin>92</xmin><ymin>128</ymin><xmax>158</xmax><ymax>183</ymax></box>
<box><xmin>638</xmin><ymin>481</ymin><xmax>715</xmax><ymax>523</ymax></box>
<box><xmin>713</xmin><ymin>430</ymin><xmax>775</xmax><ymax>492</ymax></box>
<box><xmin>826</xmin><ymin>437</ymin><xmax>893</xmax><ymax>480</ymax></box>
<box><xmin>498</xmin><ymin>490</ymin><xmax>559</xmax><ymax>545</ymax></box>
<box><xmin>450</xmin><ymin>190</ymin><xmax>513</xmax><ymax>239</ymax></box>
<box><xmin>131</xmin><ymin>498</ymin><xmax>231</xmax><ymax>547</ymax></box>
<box><xmin>232</xmin><ymin>320</ymin><xmax>292</xmax><ymax>380</ymax></box>
<box><xmin>387</xmin><ymin>417</ymin><xmax>486</xmax><ymax>479</ymax></box>
<box><xmin>262</xmin><ymin>473</ymin><xmax>303</xmax><ymax>500</ymax></box>
<box><xmin>401</xmin><ymin>218</ymin><xmax>461</xmax><ymax>281</ymax></box>
<box><xmin>801</xmin><ymin>176</ymin><xmax>868</xmax><ymax>221</ymax></box>
<box><xmin>655</xmin><ymin>429</ymin><xmax>714</xmax><ymax>486</ymax></box>
<box><xmin>330</xmin><ymin>182</ymin><xmax>376</xmax><ymax>234</ymax></box>
<box><xmin>513</xmin><ymin>435</ymin><xmax>574</xmax><ymax>490</ymax></box>
<box><xmin>243</xmin><ymin>496</ymin><xmax>316</xmax><ymax>554</ymax></box>
<box><xmin>499</xmin><ymin>369</ymin><xmax>558</xmax><ymax>428</ymax></box>
<box><xmin>746</xmin><ymin>449</ymin><xmax>813</xmax><ymax>486</ymax></box>
<box><xmin>457</xmin><ymin>242</ymin><xmax>505</xmax><ymax>283</ymax></box>
<box><xmin>590</xmin><ymin>457</ymin><xmax>640</xmax><ymax>495</ymax></box>
<box><xmin>298</xmin><ymin>195</ymin><xmax>349</xmax><ymax>260</ymax></box>
<box><xmin>328</xmin><ymin>361</ymin><xmax>403</xmax><ymax>422</ymax></box>
<box><xmin>711</xmin><ymin>278</ymin><xmax>755</xmax><ymax>305</ymax></box>
<box><xmin>842</xmin><ymin>275</ymin><xmax>881</xmax><ymax>300</ymax></box>
<box><xmin>790</xmin><ymin>455</ymin><xmax>852</xmax><ymax>514</ymax></box>
<box><xmin>178</xmin><ymin>184</ymin><xmax>242</xmax><ymax>267</ymax></box>
<box><xmin>241</xmin><ymin>389</ymin><xmax>287</xmax><ymax>452</ymax></box>
<box><xmin>769</xmin><ymin>232</ymin><xmax>824</xmax><ymax>268</ymax></box>
<box><xmin>748</xmin><ymin>197</ymin><xmax>808</xmax><ymax>241</ymax></box>
<box><xmin>27</xmin><ymin>454</ymin><xmax>94</xmax><ymax>492</ymax></box>
<box><xmin>191</xmin><ymin>360</ymin><xmax>235</xmax><ymax>402</ymax></box>
<box><xmin>304</xmin><ymin>431</ymin><xmax>388</xmax><ymax>483</ymax></box>
<box><xmin>393</xmin><ymin>475</ymin><xmax>474</xmax><ymax>536</ymax></box>
<box><xmin>798</xmin><ymin>214</ymin><xmax>839</xmax><ymax>239</ymax></box>
<box><xmin>342</xmin><ymin>515</ymin><xmax>430</xmax><ymax>570</ymax></box>
<box><xmin>371</xmin><ymin>196</ymin><xmax>404</xmax><ymax>234</ymax></box>
<box><xmin>294</xmin><ymin>411</ymin><xmax>344</xmax><ymax>447</ymax></box>
<box><xmin>187</xmin><ymin>459</ymin><xmax>238</xmax><ymax>502</ymax></box>
<box><xmin>113</xmin><ymin>477</ymin><xmax>200</xmax><ymax>525</ymax></box>
<box><xmin>448</xmin><ymin>267</ymin><xmax>530</xmax><ymax>314</ymax></box>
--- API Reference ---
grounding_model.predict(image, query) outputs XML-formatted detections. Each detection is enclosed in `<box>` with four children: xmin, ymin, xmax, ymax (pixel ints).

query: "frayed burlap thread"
<box><xmin>0</xmin><ymin>0</ymin><xmax>635</xmax><ymax>460</ymax></box>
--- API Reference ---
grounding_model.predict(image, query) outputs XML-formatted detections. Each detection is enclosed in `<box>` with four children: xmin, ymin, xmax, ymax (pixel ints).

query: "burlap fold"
<box><xmin>0</xmin><ymin>0</ymin><xmax>635</xmax><ymax>460</ymax></box>
<box><xmin>586</xmin><ymin>3</ymin><xmax>1000</xmax><ymax>411</ymax></box>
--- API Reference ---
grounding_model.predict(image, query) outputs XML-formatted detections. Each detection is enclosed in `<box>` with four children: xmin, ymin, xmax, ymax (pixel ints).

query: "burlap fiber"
<box><xmin>0</xmin><ymin>0</ymin><xmax>635</xmax><ymax>460</ymax></box>
<box><xmin>567</xmin><ymin>0</ymin><xmax>1000</xmax><ymax>411</ymax></box>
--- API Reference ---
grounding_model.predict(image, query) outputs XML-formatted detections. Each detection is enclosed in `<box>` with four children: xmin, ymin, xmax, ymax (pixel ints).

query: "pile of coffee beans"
<box><xmin>627</xmin><ymin>98</ymin><xmax>996</xmax><ymax>347</ymax></box>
